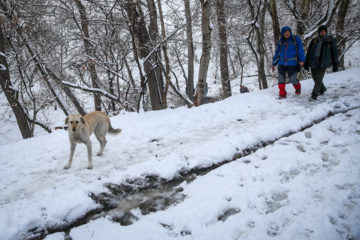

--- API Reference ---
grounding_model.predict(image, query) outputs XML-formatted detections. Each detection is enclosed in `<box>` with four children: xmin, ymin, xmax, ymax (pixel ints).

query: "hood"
<box><xmin>281</xmin><ymin>26</ymin><xmax>292</xmax><ymax>39</ymax></box>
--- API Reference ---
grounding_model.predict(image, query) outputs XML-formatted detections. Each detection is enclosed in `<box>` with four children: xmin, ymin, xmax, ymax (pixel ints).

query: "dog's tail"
<box><xmin>108</xmin><ymin>123</ymin><xmax>122</xmax><ymax>135</ymax></box>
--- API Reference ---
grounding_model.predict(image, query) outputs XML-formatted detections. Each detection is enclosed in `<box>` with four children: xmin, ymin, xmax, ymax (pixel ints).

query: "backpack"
<box><xmin>240</xmin><ymin>85</ymin><xmax>249</xmax><ymax>93</ymax></box>
<box><xmin>274</xmin><ymin>35</ymin><xmax>299</xmax><ymax>64</ymax></box>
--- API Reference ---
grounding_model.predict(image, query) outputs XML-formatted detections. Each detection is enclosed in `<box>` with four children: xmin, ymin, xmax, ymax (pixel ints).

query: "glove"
<box><xmin>333</xmin><ymin>64</ymin><xmax>338</xmax><ymax>72</ymax></box>
<box><xmin>304</xmin><ymin>63</ymin><xmax>309</xmax><ymax>71</ymax></box>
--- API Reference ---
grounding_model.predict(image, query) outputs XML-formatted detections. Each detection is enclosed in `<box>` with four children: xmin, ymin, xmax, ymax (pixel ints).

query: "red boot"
<box><xmin>294</xmin><ymin>82</ymin><xmax>301</xmax><ymax>95</ymax></box>
<box><xmin>278</xmin><ymin>84</ymin><xmax>287</xmax><ymax>99</ymax></box>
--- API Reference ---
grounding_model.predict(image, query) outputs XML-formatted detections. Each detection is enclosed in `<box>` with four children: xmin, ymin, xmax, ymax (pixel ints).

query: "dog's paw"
<box><xmin>87</xmin><ymin>165</ymin><xmax>93</xmax><ymax>170</ymax></box>
<box><xmin>64</xmin><ymin>165</ymin><xmax>70</xmax><ymax>169</ymax></box>
<box><xmin>97</xmin><ymin>152</ymin><xmax>103</xmax><ymax>156</ymax></box>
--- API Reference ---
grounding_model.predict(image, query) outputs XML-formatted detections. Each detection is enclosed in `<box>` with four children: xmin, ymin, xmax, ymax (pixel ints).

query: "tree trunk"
<box><xmin>195</xmin><ymin>0</ymin><xmax>212</xmax><ymax>106</ymax></box>
<box><xmin>74</xmin><ymin>0</ymin><xmax>102</xmax><ymax>111</ymax></box>
<box><xmin>121</xmin><ymin>2</ymin><xmax>146</xmax><ymax>111</ymax></box>
<box><xmin>217</xmin><ymin>0</ymin><xmax>231</xmax><ymax>98</ymax></box>
<box><xmin>157</xmin><ymin>0</ymin><xmax>171</xmax><ymax>109</ymax></box>
<box><xmin>0</xmin><ymin>27</ymin><xmax>32</xmax><ymax>139</ymax></box>
<box><xmin>247</xmin><ymin>0</ymin><xmax>268</xmax><ymax>90</ymax></box>
<box><xmin>229</xmin><ymin>27</ymin><xmax>245</xmax><ymax>89</ymax></box>
<box><xmin>123</xmin><ymin>1</ymin><xmax>163</xmax><ymax>111</ymax></box>
<box><xmin>184</xmin><ymin>0</ymin><xmax>195</xmax><ymax>101</ymax></box>
<box><xmin>257</xmin><ymin>1</ymin><xmax>268</xmax><ymax>89</ymax></box>
<box><xmin>146</xmin><ymin>0</ymin><xmax>164</xmax><ymax>110</ymax></box>
<box><xmin>103</xmin><ymin>10</ymin><xmax>116</xmax><ymax>112</ymax></box>
<box><xmin>268</xmin><ymin>0</ymin><xmax>281</xmax><ymax>47</ymax></box>
<box><xmin>297</xmin><ymin>0</ymin><xmax>309</xmax><ymax>35</ymax></box>
<box><xmin>336</xmin><ymin>0</ymin><xmax>350</xmax><ymax>69</ymax></box>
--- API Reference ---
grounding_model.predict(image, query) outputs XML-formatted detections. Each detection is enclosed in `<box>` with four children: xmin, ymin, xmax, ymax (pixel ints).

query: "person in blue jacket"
<box><xmin>272</xmin><ymin>26</ymin><xmax>305</xmax><ymax>99</ymax></box>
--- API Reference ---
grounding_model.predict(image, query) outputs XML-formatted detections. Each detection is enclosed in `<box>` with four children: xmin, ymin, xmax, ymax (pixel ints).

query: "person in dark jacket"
<box><xmin>272</xmin><ymin>26</ymin><xmax>305</xmax><ymax>99</ymax></box>
<box><xmin>304</xmin><ymin>25</ymin><xmax>339</xmax><ymax>101</ymax></box>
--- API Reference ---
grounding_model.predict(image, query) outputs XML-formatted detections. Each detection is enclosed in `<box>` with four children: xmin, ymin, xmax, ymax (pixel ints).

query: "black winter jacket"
<box><xmin>304</xmin><ymin>35</ymin><xmax>339</xmax><ymax>69</ymax></box>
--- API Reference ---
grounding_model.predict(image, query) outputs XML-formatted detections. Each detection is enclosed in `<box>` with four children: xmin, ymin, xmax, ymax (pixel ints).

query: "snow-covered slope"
<box><xmin>1</xmin><ymin>68</ymin><xmax>360</xmax><ymax>240</ymax></box>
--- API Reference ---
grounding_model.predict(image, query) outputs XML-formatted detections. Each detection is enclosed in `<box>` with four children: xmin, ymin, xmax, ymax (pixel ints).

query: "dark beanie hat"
<box><xmin>318</xmin><ymin>25</ymin><xmax>327</xmax><ymax>34</ymax></box>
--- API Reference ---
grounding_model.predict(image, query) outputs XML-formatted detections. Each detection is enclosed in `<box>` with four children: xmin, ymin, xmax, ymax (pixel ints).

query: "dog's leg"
<box><xmin>64</xmin><ymin>142</ymin><xmax>77</xmax><ymax>169</ymax></box>
<box><xmin>85</xmin><ymin>140</ymin><xmax>93</xmax><ymax>169</ymax></box>
<box><xmin>95</xmin><ymin>132</ymin><xmax>107</xmax><ymax>156</ymax></box>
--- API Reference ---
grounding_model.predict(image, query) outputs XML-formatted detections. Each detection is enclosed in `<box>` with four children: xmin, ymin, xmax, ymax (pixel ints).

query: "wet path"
<box><xmin>26</xmin><ymin>105</ymin><xmax>360</xmax><ymax>240</ymax></box>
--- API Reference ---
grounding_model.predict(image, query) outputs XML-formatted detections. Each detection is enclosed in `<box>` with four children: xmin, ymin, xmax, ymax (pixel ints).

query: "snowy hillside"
<box><xmin>0</xmin><ymin>68</ymin><xmax>360</xmax><ymax>240</ymax></box>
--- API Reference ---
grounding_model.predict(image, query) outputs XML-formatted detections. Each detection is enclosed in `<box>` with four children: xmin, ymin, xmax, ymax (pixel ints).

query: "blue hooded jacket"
<box><xmin>272</xmin><ymin>26</ymin><xmax>305</xmax><ymax>66</ymax></box>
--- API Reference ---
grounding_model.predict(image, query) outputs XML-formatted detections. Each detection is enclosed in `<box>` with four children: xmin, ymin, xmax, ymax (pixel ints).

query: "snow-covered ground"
<box><xmin>1</xmin><ymin>68</ymin><xmax>360</xmax><ymax>240</ymax></box>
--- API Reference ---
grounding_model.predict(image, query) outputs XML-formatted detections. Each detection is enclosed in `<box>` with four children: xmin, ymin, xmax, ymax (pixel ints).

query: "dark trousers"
<box><xmin>310</xmin><ymin>67</ymin><xmax>327</xmax><ymax>95</ymax></box>
<box><xmin>278</xmin><ymin>65</ymin><xmax>299</xmax><ymax>85</ymax></box>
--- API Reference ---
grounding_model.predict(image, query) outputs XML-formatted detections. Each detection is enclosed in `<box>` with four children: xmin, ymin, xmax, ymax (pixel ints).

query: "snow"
<box><xmin>1</xmin><ymin>68</ymin><xmax>360</xmax><ymax>240</ymax></box>
<box><xmin>0</xmin><ymin>64</ymin><xmax>6</xmax><ymax>71</ymax></box>
<box><xmin>62</xmin><ymin>81</ymin><xmax>118</xmax><ymax>100</ymax></box>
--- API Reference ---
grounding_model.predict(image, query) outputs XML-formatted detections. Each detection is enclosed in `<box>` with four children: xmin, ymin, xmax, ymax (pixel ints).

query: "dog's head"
<box><xmin>65</xmin><ymin>114</ymin><xmax>85</xmax><ymax>133</ymax></box>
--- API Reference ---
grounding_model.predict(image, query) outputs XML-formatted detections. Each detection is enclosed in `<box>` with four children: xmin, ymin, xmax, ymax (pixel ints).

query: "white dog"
<box><xmin>64</xmin><ymin>111</ymin><xmax>121</xmax><ymax>169</ymax></box>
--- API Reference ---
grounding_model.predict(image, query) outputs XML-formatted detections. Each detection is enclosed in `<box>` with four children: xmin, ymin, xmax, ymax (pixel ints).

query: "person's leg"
<box><xmin>319</xmin><ymin>86</ymin><xmax>327</xmax><ymax>95</ymax></box>
<box><xmin>278</xmin><ymin>65</ymin><xmax>287</xmax><ymax>98</ymax></box>
<box><xmin>311</xmin><ymin>67</ymin><xmax>326</xmax><ymax>96</ymax></box>
<box><xmin>319</xmin><ymin>78</ymin><xmax>327</xmax><ymax>95</ymax></box>
<box><xmin>287</xmin><ymin>66</ymin><xmax>301</xmax><ymax>95</ymax></box>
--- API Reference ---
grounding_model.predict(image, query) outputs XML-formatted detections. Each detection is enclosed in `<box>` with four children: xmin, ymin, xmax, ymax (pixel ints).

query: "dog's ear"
<box><xmin>65</xmin><ymin>116</ymin><xmax>69</xmax><ymax>125</ymax></box>
<box><xmin>81</xmin><ymin>117</ymin><xmax>85</xmax><ymax>124</ymax></box>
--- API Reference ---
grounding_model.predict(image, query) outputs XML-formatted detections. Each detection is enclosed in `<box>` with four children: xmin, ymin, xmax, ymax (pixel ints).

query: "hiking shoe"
<box><xmin>309</xmin><ymin>95</ymin><xmax>317</xmax><ymax>101</ymax></box>
<box><xmin>277</xmin><ymin>94</ymin><xmax>286</xmax><ymax>99</ymax></box>
<box><xmin>295</xmin><ymin>89</ymin><xmax>301</xmax><ymax>95</ymax></box>
<box><xmin>319</xmin><ymin>87</ymin><xmax>327</xmax><ymax>95</ymax></box>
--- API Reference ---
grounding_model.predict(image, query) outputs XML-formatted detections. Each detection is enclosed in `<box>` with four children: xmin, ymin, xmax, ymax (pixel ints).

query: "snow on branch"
<box><xmin>143</xmin><ymin>26</ymin><xmax>183</xmax><ymax>64</ymax></box>
<box><xmin>95</xmin><ymin>61</ymin><xmax>131</xmax><ymax>84</ymax></box>
<box><xmin>0</xmin><ymin>64</ymin><xmax>6</xmax><ymax>71</ymax></box>
<box><xmin>62</xmin><ymin>81</ymin><xmax>120</xmax><ymax>102</ymax></box>
<box><xmin>31</xmin><ymin>118</ymin><xmax>52</xmax><ymax>133</ymax></box>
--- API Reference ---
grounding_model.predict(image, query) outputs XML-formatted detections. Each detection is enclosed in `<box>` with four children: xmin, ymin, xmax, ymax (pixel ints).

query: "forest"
<box><xmin>0</xmin><ymin>0</ymin><xmax>359</xmax><ymax>139</ymax></box>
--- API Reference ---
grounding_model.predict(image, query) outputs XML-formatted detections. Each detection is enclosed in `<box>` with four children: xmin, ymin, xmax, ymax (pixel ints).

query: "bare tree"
<box><xmin>122</xmin><ymin>1</ymin><xmax>164</xmax><ymax>111</ymax></box>
<box><xmin>268</xmin><ymin>0</ymin><xmax>281</xmax><ymax>46</ymax></box>
<box><xmin>285</xmin><ymin>0</ymin><xmax>343</xmax><ymax>46</ymax></box>
<box><xmin>246</xmin><ymin>0</ymin><xmax>268</xmax><ymax>90</ymax></box>
<box><xmin>194</xmin><ymin>0</ymin><xmax>212</xmax><ymax>106</ymax></box>
<box><xmin>297</xmin><ymin>0</ymin><xmax>309</xmax><ymax>35</ymax></box>
<box><xmin>184</xmin><ymin>0</ymin><xmax>195</xmax><ymax>102</ymax></box>
<box><xmin>157</xmin><ymin>0</ymin><xmax>170</xmax><ymax>109</ymax></box>
<box><xmin>336</xmin><ymin>0</ymin><xmax>351</xmax><ymax>69</ymax></box>
<box><xmin>73</xmin><ymin>0</ymin><xmax>102</xmax><ymax>111</ymax></box>
<box><xmin>0</xmin><ymin>27</ymin><xmax>32</xmax><ymax>139</ymax></box>
<box><xmin>0</xmin><ymin>0</ymin><xmax>85</xmax><ymax>117</ymax></box>
<box><xmin>216</xmin><ymin>0</ymin><xmax>231</xmax><ymax>98</ymax></box>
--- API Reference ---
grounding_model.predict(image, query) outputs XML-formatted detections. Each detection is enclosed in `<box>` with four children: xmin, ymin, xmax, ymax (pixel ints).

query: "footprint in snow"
<box><xmin>217</xmin><ymin>208</ymin><xmax>241</xmax><ymax>222</ymax></box>
<box><xmin>296</xmin><ymin>145</ymin><xmax>306</xmax><ymax>152</ymax></box>
<box><xmin>267</xmin><ymin>222</ymin><xmax>280</xmax><ymax>237</ymax></box>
